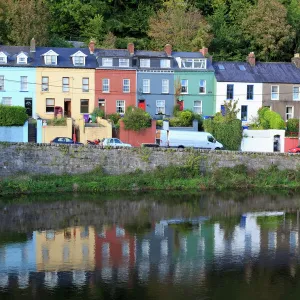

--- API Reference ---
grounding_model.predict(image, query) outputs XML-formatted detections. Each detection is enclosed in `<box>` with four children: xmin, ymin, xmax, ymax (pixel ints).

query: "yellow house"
<box><xmin>35</xmin><ymin>226</ymin><xmax>96</xmax><ymax>272</ymax></box>
<box><xmin>35</xmin><ymin>45</ymin><xmax>97</xmax><ymax>123</ymax></box>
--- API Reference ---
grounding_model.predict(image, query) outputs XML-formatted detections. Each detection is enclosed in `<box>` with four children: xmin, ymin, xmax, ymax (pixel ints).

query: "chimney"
<box><xmin>292</xmin><ymin>53</ymin><xmax>300</xmax><ymax>68</ymax></box>
<box><xmin>30</xmin><ymin>38</ymin><xmax>36</xmax><ymax>52</ymax></box>
<box><xmin>200</xmin><ymin>47</ymin><xmax>208</xmax><ymax>57</ymax></box>
<box><xmin>89</xmin><ymin>40</ymin><xmax>95</xmax><ymax>54</ymax></box>
<box><xmin>247</xmin><ymin>52</ymin><xmax>256</xmax><ymax>67</ymax></box>
<box><xmin>127</xmin><ymin>43</ymin><xmax>134</xmax><ymax>56</ymax></box>
<box><xmin>164</xmin><ymin>44</ymin><xmax>172</xmax><ymax>57</ymax></box>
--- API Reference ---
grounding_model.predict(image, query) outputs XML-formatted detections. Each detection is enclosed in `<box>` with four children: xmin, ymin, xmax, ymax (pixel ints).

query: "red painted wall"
<box><xmin>285</xmin><ymin>137</ymin><xmax>299</xmax><ymax>152</ymax></box>
<box><xmin>95</xmin><ymin>69</ymin><xmax>136</xmax><ymax>115</ymax></box>
<box><xmin>119</xmin><ymin>120</ymin><xmax>157</xmax><ymax>147</ymax></box>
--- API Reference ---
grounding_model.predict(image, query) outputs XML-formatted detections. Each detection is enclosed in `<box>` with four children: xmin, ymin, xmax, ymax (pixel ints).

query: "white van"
<box><xmin>157</xmin><ymin>130</ymin><xmax>223</xmax><ymax>150</ymax></box>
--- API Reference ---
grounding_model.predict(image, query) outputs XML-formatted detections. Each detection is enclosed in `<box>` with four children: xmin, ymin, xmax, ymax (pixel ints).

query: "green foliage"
<box><xmin>47</xmin><ymin>117</ymin><xmax>67</xmax><ymax>126</ymax></box>
<box><xmin>91</xmin><ymin>108</ymin><xmax>105</xmax><ymax>120</ymax></box>
<box><xmin>167</xmin><ymin>109</ymin><xmax>203</xmax><ymax>128</ymax></box>
<box><xmin>106</xmin><ymin>113</ymin><xmax>121</xmax><ymax>126</ymax></box>
<box><xmin>123</xmin><ymin>106</ymin><xmax>152</xmax><ymax>132</ymax></box>
<box><xmin>48</xmin><ymin>35</ymin><xmax>73</xmax><ymax>48</ymax></box>
<box><xmin>0</xmin><ymin>105</ymin><xmax>28</xmax><ymax>126</ymax></box>
<box><xmin>286</xmin><ymin>118</ymin><xmax>299</xmax><ymax>135</ymax></box>
<box><xmin>255</xmin><ymin>107</ymin><xmax>286</xmax><ymax>129</ymax></box>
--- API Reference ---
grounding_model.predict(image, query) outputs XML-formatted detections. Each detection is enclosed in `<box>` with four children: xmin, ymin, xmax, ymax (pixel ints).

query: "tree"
<box><xmin>222</xmin><ymin>99</ymin><xmax>240</xmax><ymax>121</ymax></box>
<box><xmin>148</xmin><ymin>1</ymin><xmax>211</xmax><ymax>51</ymax></box>
<box><xmin>101</xmin><ymin>32</ymin><xmax>117</xmax><ymax>49</ymax></box>
<box><xmin>122</xmin><ymin>106</ymin><xmax>152</xmax><ymax>131</ymax></box>
<box><xmin>242</xmin><ymin>0</ymin><xmax>295</xmax><ymax>61</ymax></box>
<box><xmin>81</xmin><ymin>14</ymin><xmax>106</xmax><ymax>44</ymax></box>
<box><xmin>287</xmin><ymin>0</ymin><xmax>300</xmax><ymax>52</ymax></box>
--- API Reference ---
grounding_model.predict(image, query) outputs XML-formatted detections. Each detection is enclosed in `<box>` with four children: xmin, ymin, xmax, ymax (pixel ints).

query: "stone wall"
<box><xmin>0</xmin><ymin>143</ymin><xmax>300</xmax><ymax>177</ymax></box>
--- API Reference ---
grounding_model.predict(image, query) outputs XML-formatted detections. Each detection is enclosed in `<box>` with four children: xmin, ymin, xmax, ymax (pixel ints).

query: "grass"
<box><xmin>1</xmin><ymin>164</ymin><xmax>300</xmax><ymax>196</ymax></box>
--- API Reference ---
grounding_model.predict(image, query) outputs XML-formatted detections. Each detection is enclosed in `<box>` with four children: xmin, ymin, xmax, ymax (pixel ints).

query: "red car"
<box><xmin>288</xmin><ymin>146</ymin><xmax>300</xmax><ymax>153</ymax></box>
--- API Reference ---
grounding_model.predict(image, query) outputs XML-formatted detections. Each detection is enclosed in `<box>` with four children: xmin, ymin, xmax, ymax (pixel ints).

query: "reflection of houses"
<box><xmin>36</xmin><ymin>226</ymin><xmax>95</xmax><ymax>272</ymax></box>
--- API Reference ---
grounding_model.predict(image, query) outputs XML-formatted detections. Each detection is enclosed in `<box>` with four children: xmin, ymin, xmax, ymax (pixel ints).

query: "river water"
<box><xmin>1</xmin><ymin>191</ymin><xmax>300</xmax><ymax>299</ymax></box>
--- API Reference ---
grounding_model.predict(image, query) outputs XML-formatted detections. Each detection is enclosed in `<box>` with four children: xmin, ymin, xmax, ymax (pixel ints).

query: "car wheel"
<box><xmin>215</xmin><ymin>147</ymin><xmax>220</xmax><ymax>150</ymax></box>
<box><xmin>178</xmin><ymin>145</ymin><xmax>184</xmax><ymax>149</ymax></box>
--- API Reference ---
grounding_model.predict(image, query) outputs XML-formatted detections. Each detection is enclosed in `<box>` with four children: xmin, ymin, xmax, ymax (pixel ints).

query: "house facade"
<box><xmin>174</xmin><ymin>48</ymin><xmax>216</xmax><ymax>117</ymax></box>
<box><xmin>95</xmin><ymin>45</ymin><xmax>136</xmax><ymax>115</ymax></box>
<box><xmin>0</xmin><ymin>46</ymin><xmax>36</xmax><ymax>117</ymax></box>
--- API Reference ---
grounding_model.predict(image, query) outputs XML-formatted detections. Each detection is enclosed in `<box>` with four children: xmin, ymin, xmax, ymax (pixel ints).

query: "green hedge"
<box><xmin>286</xmin><ymin>118</ymin><xmax>299</xmax><ymax>136</ymax></box>
<box><xmin>0</xmin><ymin>105</ymin><xmax>28</xmax><ymax>126</ymax></box>
<box><xmin>123</xmin><ymin>106</ymin><xmax>152</xmax><ymax>131</ymax></box>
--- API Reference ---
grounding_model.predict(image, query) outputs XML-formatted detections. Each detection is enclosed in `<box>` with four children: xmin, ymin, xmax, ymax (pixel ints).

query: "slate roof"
<box><xmin>135</xmin><ymin>50</ymin><xmax>167</xmax><ymax>58</ymax></box>
<box><xmin>213</xmin><ymin>61</ymin><xmax>300</xmax><ymax>84</ymax></box>
<box><xmin>95</xmin><ymin>49</ymin><xmax>130</xmax><ymax>58</ymax></box>
<box><xmin>0</xmin><ymin>46</ymin><xmax>34</xmax><ymax>67</ymax></box>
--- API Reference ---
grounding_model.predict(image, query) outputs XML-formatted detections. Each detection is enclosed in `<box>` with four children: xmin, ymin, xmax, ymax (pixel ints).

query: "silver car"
<box><xmin>102</xmin><ymin>138</ymin><xmax>132</xmax><ymax>148</ymax></box>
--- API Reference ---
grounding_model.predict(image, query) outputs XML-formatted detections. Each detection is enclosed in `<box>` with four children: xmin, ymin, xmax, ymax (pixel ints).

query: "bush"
<box><xmin>91</xmin><ymin>108</ymin><xmax>105</xmax><ymax>121</ymax></box>
<box><xmin>107</xmin><ymin>113</ymin><xmax>121</xmax><ymax>126</ymax></box>
<box><xmin>0</xmin><ymin>105</ymin><xmax>28</xmax><ymax>126</ymax></box>
<box><xmin>122</xmin><ymin>106</ymin><xmax>152</xmax><ymax>131</ymax></box>
<box><xmin>287</xmin><ymin>118</ymin><xmax>299</xmax><ymax>136</ymax></box>
<box><xmin>47</xmin><ymin>117</ymin><xmax>67</xmax><ymax>126</ymax></box>
<box><xmin>257</xmin><ymin>107</ymin><xmax>285</xmax><ymax>129</ymax></box>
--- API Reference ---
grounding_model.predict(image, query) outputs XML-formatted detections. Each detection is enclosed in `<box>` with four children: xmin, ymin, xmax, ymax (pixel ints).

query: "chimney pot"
<box><xmin>247</xmin><ymin>52</ymin><xmax>256</xmax><ymax>66</ymax></box>
<box><xmin>30</xmin><ymin>38</ymin><xmax>36</xmax><ymax>53</ymax></box>
<box><xmin>292</xmin><ymin>53</ymin><xmax>300</xmax><ymax>68</ymax></box>
<box><xmin>164</xmin><ymin>44</ymin><xmax>172</xmax><ymax>57</ymax></box>
<box><xmin>200</xmin><ymin>47</ymin><xmax>208</xmax><ymax>57</ymax></box>
<box><xmin>89</xmin><ymin>40</ymin><xmax>95</xmax><ymax>54</ymax></box>
<box><xmin>127</xmin><ymin>43</ymin><xmax>134</xmax><ymax>56</ymax></box>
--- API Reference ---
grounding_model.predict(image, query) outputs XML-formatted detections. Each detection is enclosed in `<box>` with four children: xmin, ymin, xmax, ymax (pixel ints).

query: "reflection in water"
<box><xmin>0</xmin><ymin>195</ymin><xmax>300</xmax><ymax>299</ymax></box>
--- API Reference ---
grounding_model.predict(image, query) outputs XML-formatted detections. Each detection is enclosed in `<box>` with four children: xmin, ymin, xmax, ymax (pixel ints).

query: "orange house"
<box><xmin>95</xmin><ymin>69</ymin><xmax>136</xmax><ymax>115</ymax></box>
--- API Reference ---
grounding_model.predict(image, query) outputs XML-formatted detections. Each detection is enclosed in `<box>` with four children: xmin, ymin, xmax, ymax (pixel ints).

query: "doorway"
<box><xmin>274</xmin><ymin>135</ymin><xmax>280</xmax><ymax>152</ymax></box>
<box><xmin>138</xmin><ymin>99</ymin><xmax>146</xmax><ymax>110</ymax></box>
<box><xmin>64</xmin><ymin>99</ymin><xmax>71</xmax><ymax>117</ymax></box>
<box><xmin>98</xmin><ymin>99</ymin><xmax>106</xmax><ymax>113</ymax></box>
<box><xmin>24</xmin><ymin>98</ymin><xmax>32</xmax><ymax>117</ymax></box>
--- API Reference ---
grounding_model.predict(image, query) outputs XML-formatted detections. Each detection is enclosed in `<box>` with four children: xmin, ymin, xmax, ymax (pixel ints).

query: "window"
<box><xmin>74</xmin><ymin>56</ymin><xmax>84</xmax><ymax>66</ymax></box>
<box><xmin>140</xmin><ymin>59</ymin><xmax>150</xmax><ymax>68</ymax></box>
<box><xmin>119</xmin><ymin>59</ymin><xmax>129</xmax><ymax>67</ymax></box>
<box><xmin>0</xmin><ymin>56</ymin><xmax>7</xmax><ymax>64</ymax></box>
<box><xmin>271</xmin><ymin>85</ymin><xmax>279</xmax><ymax>100</ymax></box>
<box><xmin>102</xmin><ymin>79</ymin><xmax>110</xmax><ymax>92</ymax></box>
<box><xmin>80</xmin><ymin>99</ymin><xmax>89</xmax><ymax>113</ymax></box>
<box><xmin>116</xmin><ymin>100</ymin><xmax>125</xmax><ymax>113</ymax></box>
<box><xmin>181</xmin><ymin>79</ymin><xmax>188</xmax><ymax>93</ymax></box>
<box><xmin>2</xmin><ymin>97</ymin><xmax>12</xmax><ymax>106</ymax></box>
<box><xmin>156</xmin><ymin>100</ymin><xmax>165</xmax><ymax>114</ymax></box>
<box><xmin>42</xmin><ymin>77</ymin><xmax>49</xmax><ymax>91</ymax></box>
<box><xmin>102</xmin><ymin>58</ymin><xmax>113</xmax><ymax>67</ymax></box>
<box><xmin>143</xmin><ymin>79</ymin><xmax>150</xmax><ymax>93</ymax></box>
<box><xmin>241</xmin><ymin>105</ymin><xmax>248</xmax><ymax>121</ymax></box>
<box><xmin>220</xmin><ymin>105</ymin><xmax>225</xmax><ymax>116</ymax></box>
<box><xmin>238</xmin><ymin>65</ymin><xmax>246</xmax><ymax>71</ymax></box>
<box><xmin>20</xmin><ymin>76</ymin><xmax>28</xmax><ymax>91</ymax></box>
<box><xmin>181</xmin><ymin>58</ymin><xmax>206</xmax><ymax>69</ymax></box>
<box><xmin>46</xmin><ymin>98</ymin><xmax>55</xmax><ymax>113</ymax></box>
<box><xmin>293</xmin><ymin>87</ymin><xmax>300</xmax><ymax>100</ymax></box>
<box><xmin>199</xmin><ymin>80</ymin><xmax>206</xmax><ymax>94</ymax></box>
<box><xmin>247</xmin><ymin>85</ymin><xmax>254</xmax><ymax>100</ymax></box>
<box><xmin>218</xmin><ymin>64</ymin><xmax>225</xmax><ymax>70</ymax></box>
<box><xmin>45</xmin><ymin>55</ymin><xmax>57</xmax><ymax>65</ymax></box>
<box><xmin>123</xmin><ymin>79</ymin><xmax>130</xmax><ymax>93</ymax></box>
<box><xmin>160</xmin><ymin>59</ymin><xmax>170</xmax><ymax>68</ymax></box>
<box><xmin>18</xmin><ymin>57</ymin><xmax>27</xmax><ymax>64</ymax></box>
<box><xmin>162</xmin><ymin>79</ymin><xmax>169</xmax><ymax>94</ymax></box>
<box><xmin>0</xmin><ymin>76</ymin><xmax>4</xmax><ymax>91</ymax></box>
<box><xmin>227</xmin><ymin>84</ymin><xmax>234</xmax><ymax>100</ymax></box>
<box><xmin>82</xmin><ymin>78</ymin><xmax>89</xmax><ymax>92</ymax></box>
<box><xmin>62</xmin><ymin>77</ymin><xmax>69</xmax><ymax>92</ymax></box>
<box><xmin>286</xmin><ymin>106</ymin><xmax>294</xmax><ymax>120</ymax></box>
<box><xmin>193</xmin><ymin>101</ymin><xmax>202</xmax><ymax>114</ymax></box>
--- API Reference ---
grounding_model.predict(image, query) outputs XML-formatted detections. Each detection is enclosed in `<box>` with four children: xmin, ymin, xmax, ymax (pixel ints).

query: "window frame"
<box><xmin>0</xmin><ymin>75</ymin><xmax>4</xmax><ymax>91</ymax></box>
<box><xmin>247</xmin><ymin>85</ymin><xmax>254</xmax><ymax>100</ymax></box>
<box><xmin>17</xmin><ymin>56</ymin><xmax>27</xmax><ymax>64</ymax></box>
<box><xmin>286</xmin><ymin>106</ymin><xmax>294</xmax><ymax>121</ymax></box>
<box><xmin>82</xmin><ymin>78</ymin><xmax>89</xmax><ymax>92</ymax></box>
<box><xmin>2</xmin><ymin>97</ymin><xmax>12</xmax><ymax>106</ymax></box>
<box><xmin>182</xmin><ymin>58</ymin><xmax>206</xmax><ymax>69</ymax></box>
<box><xmin>156</xmin><ymin>100</ymin><xmax>165</xmax><ymax>115</ymax></box>
<box><xmin>102</xmin><ymin>78</ymin><xmax>110</xmax><ymax>93</ymax></box>
<box><xmin>123</xmin><ymin>79</ymin><xmax>130</xmax><ymax>93</ymax></box>
<box><xmin>162</xmin><ymin>79</ymin><xmax>169</xmax><ymax>94</ymax></box>
<box><xmin>102</xmin><ymin>58</ymin><xmax>113</xmax><ymax>67</ymax></box>
<box><xmin>143</xmin><ymin>79</ymin><xmax>150</xmax><ymax>93</ymax></box>
<box><xmin>271</xmin><ymin>85</ymin><xmax>279</xmax><ymax>100</ymax></box>
<box><xmin>0</xmin><ymin>56</ymin><xmax>7</xmax><ymax>64</ymax></box>
<box><xmin>116</xmin><ymin>100</ymin><xmax>125</xmax><ymax>114</ymax></box>
<box><xmin>20</xmin><ymin>76</ymin><xmax>28</xmax><ymax>92</ymax></box>
<box><xmin>227</xmin><ymin>84</ymin><xmax>234</xmax><ymax>100</ymax></box>
<box><xmin>241</xmin><ymin>105</ymin><xmax>248</xmax><ymax>121</ymax></box>
<box><xmin>160</xmin><ymin>59</ymin><xmax>170</xmax><ymax>68</ymax></box>
<box><xmin>42</xmin><ymin>76</ymin><xmax>49</xmax><ymax>92</ymax></box>
<box><xmin>45</xmin><ymin>55</ymin><xmax>57</xmax><ymax>65</ymax></box>
<box><xmin>119</xmin><ymin>59</ymin><xmax>129</xmax><ymax>67</ymax></box>
<box><xmin>74</xmin><ymin>56</ymin><xmax>84</xmax><ymax>66</ymax></box>
<box><xmin>193</xmin><ymin>100</ymin><xmax>202</xmax><ymax>114</ymax></box>
<box><xmin>181</xmin><ymin>79</ymin><xmax>188</xmax><ymax>94</ymax></box>
<box><xmin>46</xmin><ymin>98</ymin><xmax>55</xmax><ymax>113</ymax></box>
<box><xmin>199</xmin><ymin>80</ymin><xmax>206</xmax><ymax>94</ymax></box>
<box><xmin>62</xmin><ymin>77</ymin><xmax>69</xmax><ymax>92</ymax></box>
<box><xmin>80</xmin><ymin>99</ymin><xmax>89</xmax><ymax>114</ymax></box>
<box><xmin>140</xmin><ymin>59</ymin><xmax>150</xmax><ymax>68</ymax></box>
<box><xmin>293</xmin><ymin>86</ymin><xmax>300</xmax><ymax>101</ymax></box>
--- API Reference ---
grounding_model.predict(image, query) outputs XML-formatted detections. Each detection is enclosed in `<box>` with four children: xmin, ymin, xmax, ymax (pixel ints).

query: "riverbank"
<box><xmin>0</xmin><ymin>164</ymin><xmax>299</xmax><ymax>195</ymax></box>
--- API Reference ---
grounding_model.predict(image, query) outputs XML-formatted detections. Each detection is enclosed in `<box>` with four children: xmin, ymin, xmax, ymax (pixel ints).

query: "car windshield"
<box><xmin>114</xmin><ymin>139</ymin><xmax>121</xmax><ymax>144</ymax></box>
<box><xmin>65</xmin><ymin>138</ymin><xmax>73</xmax><ymax>142</ymax></box>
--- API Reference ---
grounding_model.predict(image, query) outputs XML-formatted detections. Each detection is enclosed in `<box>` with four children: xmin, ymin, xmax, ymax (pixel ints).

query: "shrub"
<box><xmin>122</xmin><ymin>106</ymin><xmax>152</xmax><ymax>131</ymax></box>
<box><xmin>107</xmin><ymin>113</ymin><xmax>121</xmax><ymax>126</ymax></box>
<box><xmin>0</xmin><ymin>105</ymin><xmax>28</xmax><ymax>126</ymax></box>
<box><xmin>47</xmin><ymin>117</ymin><xmax>67</xmax><ymax>126</ymax></box>
<box><xmin>257</xmin><ymin>107</ymin><xmax>285</xmax><ymax>129</ymax></box>
<box><xmin>287</xmin><ymin>118</ymin><xmax>299</xmax><ymax>136</ymax></box>
<box><xmin>91</xmin><ymin>108</ymin><xmax>105</xmax><ymax>121</ymax></box>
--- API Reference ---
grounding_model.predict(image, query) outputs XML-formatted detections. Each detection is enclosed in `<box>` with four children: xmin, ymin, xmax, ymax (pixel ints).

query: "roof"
<box><xmin>0</xmin><ymin>46</ymin><xmax>34</xmax><ymax>66</ymax></box>
<box><xmin>95</xmin><ymin>49</ymin><xmax>129</xmax><ymax>58</ymax></box>
<box><xmin>135</xmin><ymin>50</ymin><xmax>167</xmax><ymax>58</ymax></box>
<box><xmin>213</xmin><ymin>61</ymin><xmax>300</xmax><ymax>84</ymax></box>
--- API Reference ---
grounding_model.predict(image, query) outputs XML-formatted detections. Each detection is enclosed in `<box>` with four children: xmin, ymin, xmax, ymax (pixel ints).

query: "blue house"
<box><xmin>0</xmin><ymin>42</ymin><xmax>36</xmax><ymax>117</ymax></box>
<box><xmin>135</xmin><ymin>44</ymin><xmax>175</xmax><ymax>118</ymax></box>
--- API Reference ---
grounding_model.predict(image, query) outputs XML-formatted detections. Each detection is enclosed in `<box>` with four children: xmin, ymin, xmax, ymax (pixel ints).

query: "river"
<box><xmin>0</xmin><ymin>191</ymin><xmax>300</xmax><ymax>299</ymax></box>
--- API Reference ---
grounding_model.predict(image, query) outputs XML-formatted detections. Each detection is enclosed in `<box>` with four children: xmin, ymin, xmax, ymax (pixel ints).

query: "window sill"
<box><xmin>161</xmin><ymin>93</ymin><xmax>169</xmax><ymax>94</ymax></box>
<box><xmin>123</xmin><ymin>91</ymin><xmax>130</xmax><ymax>93</ymax></box>
<box><xmin>142</xmin><ymin>92</ymin><xmax>150</xmax><ymax>94</ymax></box>
<box><xmin>102</xmin><ymin>91</ymin><xmax>110</xmax><ymax>93</ymax></box>
<box><xmin>181</xmin><ymin>93</ymin><xmax>188</xmax><ymax>95</ymax></box>
<box><xmin>271</xmin><ymin>99</ymin><xmax>279</xmax><ymax>101</ymax></box>
<box><xmin>82</xmin><ymin>90</ymin><xmax>89</xmax><ymax>93</ymax></box>
<box><xmin>20</xmin><ymin>90</ymin><xmax>28</xmax><ymax>92</ymax></box>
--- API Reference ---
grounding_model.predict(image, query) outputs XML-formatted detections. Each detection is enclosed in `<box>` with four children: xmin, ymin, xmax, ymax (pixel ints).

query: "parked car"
<box><xmin>288</xmin><ymin>145</ymin><xmax>300</xmax><ymax>153</ymax></box>
<box><xmin>102</xmin><ymin>138</ymin><xmax>132</xmax><ymax>148</ymax></box>
<box><xmin>50</xmin><ymin>137</ymin><xmax>83</xmax><ymax>145</ymax></box>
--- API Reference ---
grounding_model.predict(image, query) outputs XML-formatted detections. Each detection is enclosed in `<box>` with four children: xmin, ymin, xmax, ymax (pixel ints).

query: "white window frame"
<box><xmin>181</xmin><ymin>58</ymin><xmax>206</xmax><ymax>69</ymax></box>
<box><xmin>102</xmin><ymin>79</ymin><xmax>110</xmax><ymax>93</ymax></box>
<box><xmin>140</xmin><ymin>59</ymin><xmax>150</xmax><ymax>68</ymax></box>
<box><xmin>143</xmin><ymin>79</ymin><xmax>150</xmax><ymax>93</ymax></box>
<box><xmin>123</xmin><ymin>79</ymin><xmax>130</xmax><ymax>93</ymax></box>
<box><xmin>181</xmin><ymin>79</ymin><xmax>188</xmax><ymax>94</ymax></box>
<box><xmin>20</xmin><ymin>76</ymin><xmax>28</xmax><ymax>91</ymax></box>
<box><xmin>45</xmin><ymin>55</ymin><xmax>57</xmax><ymax>66</ymax></box>
<box><xmin>42</xmin><ymin>76</ymin><xmax>49</xmax><ymax>92</ymax></box>
<box><xmin>271</xmin><ymin>85</ymin><xmax>279</xmax><ymax>100</ymax></box>
<box><xmin>2</xmin><ymin>97</ymin><xmax>12</xmax><ymax>106</ymax></box>
<box><xmin>116</xmin><ymin>100</ymin><xmax>125</xmax><ymax>114</ymax></box>
<box><xmin>74</xmin><ymin>56</ymin><xmax>84</xmax><ymax>66</ymax></box>
<box><xmin>17</xmin><ymin>56</ymin><xmax>27</xmax><ymax>64</ymax></box>
<box><xmin>156</xmin><ymin>100</ymin><xmax>165</xmax><ymax>114</ymax></box>
<box><xmin>46</xmin><ymin>98</ymin><xmax>55</xmax><ymax>113</ymax></box>
<box><xmin>160</xmin><ymin>59</ymin><xmax>170</xmax><ymax>68</ymax></box>
<box><xmin>82</xmin><ymin>78</ymin><xmax>89</xmax><ymax>92</ymax></box>
<box><xmin>103</xmin><ymin>58</ymin><xmax>113</xmax><ymax>67</ymax></box>
<box><xmin>119</xmin><ymin>59</ymin><xmax>129</xmax><ymax>67</ymax></box>
<box><xmin>193</xmin><ymin>100</ymin><xmax>202</xmax><ymax>114</ymax></box>
<box><xmin>0</xmin><ymin>55</ymin><xmax>7</xmax><ymax>64</ymax></box>
<box><xmin>62</xmin><ymin>77</ymin><xmax>69</xmax><ymax>92</ymax></box>
<box><xmin>286</xmin><ymin>106</ymin><xmax>294</xmax><ymax>121</ymax></box>
<box><xmin>199</xmin><ymin>80</ymin><xmax>206</xmax><ymax>94</ymax></box>
<box><xmin>293</xmin><ymin>86</ymin><xmax>300</xmax><ymax>101</ymax></box>
<box><xmin>0</xmin><ymin>76</ymin><xmax>4</xmax><ymax>91</ymax></box>
<box><xmin>162</xmin><ymin>79</ymin><xmax>169</xmax><ymax>94</ymax></box>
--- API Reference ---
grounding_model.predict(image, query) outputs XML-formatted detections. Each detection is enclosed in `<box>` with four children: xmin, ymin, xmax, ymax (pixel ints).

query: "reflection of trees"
<box><xmin>216</xmin><ymin>216</ymin><xmax>240</xmax><ymax>240</ymax></box>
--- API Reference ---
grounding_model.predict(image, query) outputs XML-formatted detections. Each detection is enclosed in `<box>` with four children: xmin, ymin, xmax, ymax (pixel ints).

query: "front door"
<box><xmin>177</xmin><ymin>100</ymin><xmax>184</xmax><ymax>111</ymax></box>
<box><xmin>138</xmin><ymin>100</ymin><xmax>146</xmax><ymax>110</ymax></box>
<box><xmin>24</xmin><ymin>98</ymin><xmax>32</xmax><ymax>117</ymax></box>
<box><xmin>98</xmin><ymin>99</ymin><xmax>105</xmax><ymax>113</ymax></box>
<box><xmin>64</xmin><ymin>99</ymin><xmax>71</xmax><ymax>117</ymax></box>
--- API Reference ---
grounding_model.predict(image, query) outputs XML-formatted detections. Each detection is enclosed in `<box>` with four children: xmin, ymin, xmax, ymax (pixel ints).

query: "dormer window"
<box><xmin>42</xmin><ymin>50</ymin><xmax>59</xmax><ymax>66</ymax></box>
<box><xmin>0</xmin><ymin>52</ymin><xmax>7</xmax><ymax>64</ymax></box>
<box><xmin>181</xmin><ymin>58</ymin><xmax>206</xmax><ymax>69</ymax></box>
<box><xmin>160</xmin><ymin>59</ymin><xmax>170</xmax><ymax>68</ymax></box>
<box><xmin>103</xmin><ymin>58</ymin><xmax>113</xmax><ymax>67</ymax></box>
<box><xmin>119</xmin><ymin>59</ymin><xmax>129</xmax><ymax>67</ymax></box>
<box><xmin>71</xmin><ymin>51</ymin><xmax>87</xmax><ymax>66</ymax></box>
<box><xmin>17</xmin><ymin>52</ymin><xmax>28</xmax><ymax>64</ymax></box>
<box><xmin>140</xmin><ymin>59</ymin><xmax>150</xmax><ymax>68</ymax></box>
